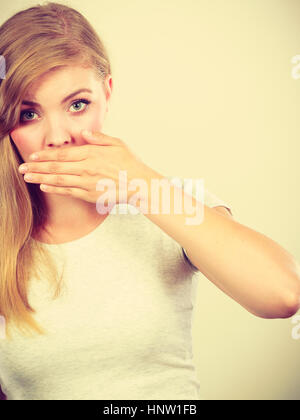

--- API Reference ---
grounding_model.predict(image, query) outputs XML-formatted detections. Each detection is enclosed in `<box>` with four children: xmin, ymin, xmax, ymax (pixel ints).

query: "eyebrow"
<box><xmin>21</xmin><ymin>88</ymin><xmax>93</xmax><ymax>107</ymax></box>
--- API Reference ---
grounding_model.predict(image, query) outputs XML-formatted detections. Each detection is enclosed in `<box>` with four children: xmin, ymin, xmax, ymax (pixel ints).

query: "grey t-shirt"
<box><xmin>0</xmin><ymin>176</ymin><xmax>232</xmax><ymax>400</ymax></box>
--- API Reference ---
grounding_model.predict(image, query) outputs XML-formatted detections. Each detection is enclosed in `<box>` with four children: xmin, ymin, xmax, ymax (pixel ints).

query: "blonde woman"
<box><xmin>0</xmin><ymin>2</ymin><xmax>300</xmax><ymax>401</ymax></box>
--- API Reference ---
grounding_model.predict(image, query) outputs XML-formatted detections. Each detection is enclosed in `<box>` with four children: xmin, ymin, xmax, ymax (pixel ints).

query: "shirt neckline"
<box><xmin>32</xmin><ymin>205</ymin><xmax>118</xmax><ymax>248</ymax></box>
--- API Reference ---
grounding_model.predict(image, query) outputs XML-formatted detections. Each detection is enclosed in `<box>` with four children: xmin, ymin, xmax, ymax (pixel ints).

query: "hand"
<box><xmin>18</xmin><ymin>129</ymin><xmax>156</xmax><ymax>209</ymax></box>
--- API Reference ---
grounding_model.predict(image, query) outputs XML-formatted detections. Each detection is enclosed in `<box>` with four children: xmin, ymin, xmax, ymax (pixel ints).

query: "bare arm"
<box><xmin>140</xmin><ymin>170</ymin><xmax>300</xmax><ymax>319</ymax></box>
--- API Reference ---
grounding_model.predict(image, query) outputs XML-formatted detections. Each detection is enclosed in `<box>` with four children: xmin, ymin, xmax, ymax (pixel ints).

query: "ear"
<box><xmin>103</xmin><ymin>75</ymin><xmax>113</xmax><ymax>110</ymax></box>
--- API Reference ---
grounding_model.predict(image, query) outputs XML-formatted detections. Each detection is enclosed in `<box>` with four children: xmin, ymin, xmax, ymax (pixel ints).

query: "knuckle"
<box><xmin>57</xmin><ymin>149</ymin><xmax>68</xmax><ymax>161</ymax></box>
<box><xmin>49</xmin><ymin>162</ymin><xmax>59</xmax><ymax>172</ymax></box>
<box><xmin>82</xmin><ymin>164</ymin><xmax>96</xmax><ymax>177</ymax></box>
<box><xmin>116</xmin><ymin>137</ymin><xmax>125</xmax><ymax>147</ymax></box>
<box><xmin>56</xmin><ymin>174</ymin><xmax>64</xmax><ymax>185</ymax></box>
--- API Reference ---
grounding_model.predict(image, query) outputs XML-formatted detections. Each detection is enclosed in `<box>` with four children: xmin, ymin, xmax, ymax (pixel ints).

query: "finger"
<box><xmin>24</xmin><ymin>173</ymin><xmax>89</xmax><ymax>190</ymax></box>
<box><xmin>81</xmin><ymin>129</ymin><xmax>124</xmax><ymax>146</ymax></box>
<box><xmin>28</xmin><ymin>145</ymin><xmax>90</xmax><ymax>162</ymax></box>
<box><xmin>23</xmin><ymin>161</ymin><xmax>84</xmax><ymax>176</ymax></box>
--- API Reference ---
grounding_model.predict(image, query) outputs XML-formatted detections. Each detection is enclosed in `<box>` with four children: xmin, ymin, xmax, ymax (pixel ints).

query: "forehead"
<box><xmin>24</xmin><ymin>65</ymin><xmax>99</xmax><ymax>99</ymax></box>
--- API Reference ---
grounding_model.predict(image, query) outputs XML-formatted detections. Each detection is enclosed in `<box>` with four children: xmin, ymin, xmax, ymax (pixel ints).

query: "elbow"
<box><xmin>280</xmin><ymin>261</ymin><xmax>300</xmax><ymax>318</ymax></box>
<box><xmin>261</xmin><ymin>288</ymin><xmax>300</xmax><ymax>320</ymax></box>
<box><xmin>267</xmin><ymin>270</ymin><xmax>300</xmax><ymax>319</ymax></box>
<box><xmin>280</xmin><ymin>289</ymin><xmax>300</xmax><ymax>319</ymax></box>
<box><xmin>280</xmin><ymin>270</ymin><xmax>300</xmax><ymax>318</ymax></box>
<box><xmin>250</xmin><ymin>285</ymin><xmax>300</xmax><ymax>320</ymax></box>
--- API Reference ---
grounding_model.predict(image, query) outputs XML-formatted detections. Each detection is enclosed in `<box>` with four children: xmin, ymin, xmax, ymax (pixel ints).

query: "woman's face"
<box><xmin>10</xmin><ymin>65</ymin><xmax>113</xmax><ymax>162</ymax></box>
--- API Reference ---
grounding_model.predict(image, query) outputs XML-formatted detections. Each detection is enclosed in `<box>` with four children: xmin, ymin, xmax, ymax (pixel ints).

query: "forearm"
<box><xmin>139</xmin><ymin>170</ymin><xmax>300</xmax><ymax>319</ymax></box>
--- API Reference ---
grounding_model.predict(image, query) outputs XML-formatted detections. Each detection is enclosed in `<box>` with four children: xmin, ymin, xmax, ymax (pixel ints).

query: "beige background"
<box><xmin>1</xmin><ymin>0</ymin><xmax>300</xmax><ymax>400</ymax></box>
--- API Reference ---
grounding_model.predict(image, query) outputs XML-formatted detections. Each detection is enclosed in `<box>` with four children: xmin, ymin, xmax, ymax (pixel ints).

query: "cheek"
<box><xmin>9</xmin><ymin>128</ymin><xmax>39</xmax><ymax>162</ymax></box>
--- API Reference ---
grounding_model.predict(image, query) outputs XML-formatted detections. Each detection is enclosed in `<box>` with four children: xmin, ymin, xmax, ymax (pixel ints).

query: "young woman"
<box><xmin>0</xmin><ymin>2</ymin><xmax>299</xmax><ymax>401</ymax></box>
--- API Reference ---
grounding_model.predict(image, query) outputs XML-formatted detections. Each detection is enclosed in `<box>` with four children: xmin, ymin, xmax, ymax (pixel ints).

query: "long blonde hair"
<box><xmin>0</xmin><ymin>1</ymin><xmax>112</xmax><ymax>340</ymax></box>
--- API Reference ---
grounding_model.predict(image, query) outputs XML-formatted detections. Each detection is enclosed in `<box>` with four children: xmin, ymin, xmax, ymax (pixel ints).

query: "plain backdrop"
<box><xmin>1</xmin><ymin>0</ymin><xmax>300</xmax><ymax>400</ymax></box>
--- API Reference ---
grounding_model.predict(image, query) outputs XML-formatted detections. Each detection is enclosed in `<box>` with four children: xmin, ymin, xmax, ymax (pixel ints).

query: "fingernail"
<box><xmin>29</xmin><ymin>153</ymin><xmax>39</xmax><ymax>161</ymax></box>
<box><xmin>19</xmin><ymin>165</ymin><xmax>28</xmax><ymax>173</ymax></box>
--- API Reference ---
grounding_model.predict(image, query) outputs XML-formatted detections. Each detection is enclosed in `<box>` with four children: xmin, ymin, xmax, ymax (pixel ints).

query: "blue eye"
<box><xmin>70</xmin><ymin>99</ymin><xmax>91</xmax><ymax>112</ymax></box>
<box><xmin>20</xmin><ymin>110</ymin><xmax>37</xmax><ymax>122</ymax></box>
<box><xmin>19</xmin><ymin>98</ymin><xmax>91</xmax><ymax>123</ymax></box>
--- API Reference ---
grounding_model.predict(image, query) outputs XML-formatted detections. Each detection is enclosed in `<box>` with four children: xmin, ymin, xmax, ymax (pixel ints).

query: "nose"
<box><xmin>45</xmin><ymin>127</ymin><xmax>73</xmax><ymax>148</ymax></box>
<box><xmin>46</xmin><ymin>138</ymin><xmax>71</xmax><ymax>148</ymax></box>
